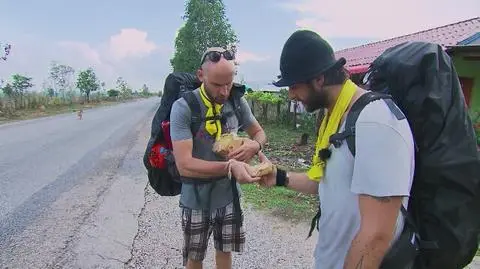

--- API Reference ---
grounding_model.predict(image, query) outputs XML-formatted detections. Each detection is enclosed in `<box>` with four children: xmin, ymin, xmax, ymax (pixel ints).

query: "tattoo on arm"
<box><xmin>355</xmin><ymin>255</ymin><xmax>364</xmax><ymax>269</ymax></box>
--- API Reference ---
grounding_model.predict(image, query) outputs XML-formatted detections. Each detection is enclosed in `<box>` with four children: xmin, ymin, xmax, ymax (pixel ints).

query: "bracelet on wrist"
<box><xmin>227</xmin><ymin>159</ymin><xmax>235</xmax><ymax>180</ymax></box>
<box><xmin>276</xmin><ymin>168</ymin><xmax>287</xmax><ymax>187</ymax></box>
<box><xmin>255</xmin><ymin>140</ymin><xmax>262</xmax><ymax>152</ymax></box>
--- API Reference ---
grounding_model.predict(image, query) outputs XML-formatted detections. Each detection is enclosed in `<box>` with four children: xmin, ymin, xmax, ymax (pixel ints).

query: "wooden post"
<box><xmin>276</xmin><ymin>102</ymin><xmax>281</xmax><ymax>121</ymax></box>
<box><xmin>262</xmin><ymin>103</ymin><xmax>268</xmax><ymax>122</ymax></box>
<box><xmin>293</xmin><ymin>101</ymin><xmax>298</xmax><ymax>129</ymax></box>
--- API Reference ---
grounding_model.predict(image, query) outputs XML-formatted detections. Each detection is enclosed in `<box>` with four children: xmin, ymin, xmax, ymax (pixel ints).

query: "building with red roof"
<box><xmin>335</xmin><ymin>17</ymin><xmax>480</xmax><ymax>110</ymax></box>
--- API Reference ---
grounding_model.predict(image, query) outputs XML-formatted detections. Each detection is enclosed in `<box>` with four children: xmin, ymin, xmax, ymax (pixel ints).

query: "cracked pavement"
<box><xmin>1</xmin><ymin>98</ymin><xmax>478</xmax><ymax>269</ymax></box>
<box><xmin>0</xmin><ymin>99</ymin><xmax>156</xmax><ymax>268</ymax></box>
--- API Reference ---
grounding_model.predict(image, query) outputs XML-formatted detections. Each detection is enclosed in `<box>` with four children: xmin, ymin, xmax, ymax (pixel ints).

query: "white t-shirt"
<box><xmin>314</xmin><ymin>99</ymin><xmax>415</xmax><ymax>269</ymax></box>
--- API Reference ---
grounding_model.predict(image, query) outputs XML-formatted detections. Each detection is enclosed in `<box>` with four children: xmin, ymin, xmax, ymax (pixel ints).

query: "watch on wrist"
<box><xmin>276</xmin><ymin>168</ymin><xmax>289</xmax><ymax>187</ymax></box>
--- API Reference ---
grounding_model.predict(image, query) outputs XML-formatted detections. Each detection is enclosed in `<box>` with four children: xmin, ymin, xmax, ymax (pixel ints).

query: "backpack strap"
<box><xmin>182</xmin><ymin>91</ymin><xmax>203</xmax><ymax>136</ymax></box>
<box><xmin>229</xmin><ymin>84</ymin><xmax>246</xmax><ymax>130</ymax></box>
<box><xmin>229</xmin><ymin>95</ymin><xmax>243</xmax><ymax>126</ymax></box>
<box><xmin>329</xmin><ymin>91</ymin><xmax>405</xmax><ymax>156</ymax></box>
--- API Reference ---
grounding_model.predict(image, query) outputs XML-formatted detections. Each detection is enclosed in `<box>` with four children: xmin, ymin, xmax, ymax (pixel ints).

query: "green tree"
<box><xmin>141</xmin><ymin>84</ymin><xmax>150</xmax><ymax>96</ymax></box>
<box><xmin>11</xmin><ymin>74</ymin><xmax>33</xmax><ymax>96</ymax></box>
<box><xmin>107</xmin><ymin>89</ymin><xmax>120</xmax><ymax>97</ymax></box>
<box><xmin>170</xmin><ymin>0</ymin><xmax>239</xmax><ymax>73</ymax></box>
<box><xmin>76</xmin><ymin>68</ymin><xmax>99</xmax><ymax>102</ymax></box>
<box><xmin>116</xmin><ymin>77</ymin><xmax>132</xmax><ymax>98</ymax></box>
<box><xmin>49</xmin><ymin>62</ymin><xmax>75</xmax><ymax>99</ymax></box>
<box><xmin>1</xmin><ymin>83</ymin><xmax>14</xmax><ymax>97</ymax></box>
<box><xmin>46</xmin><ymin>88</ymin><xmax>55</xmax><ymax>97</ymax></box>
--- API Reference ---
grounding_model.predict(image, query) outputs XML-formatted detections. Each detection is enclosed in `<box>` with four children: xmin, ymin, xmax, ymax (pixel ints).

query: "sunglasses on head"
<box><xmin>201</xmin><ymin>50</ymin><xmax>235</xmax><ymax>64</ymax></box>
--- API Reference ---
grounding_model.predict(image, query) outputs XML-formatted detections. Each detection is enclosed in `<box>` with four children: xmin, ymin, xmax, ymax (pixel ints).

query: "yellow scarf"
<box><xmin>307</xmin><ymin>79</ymin><xmax>358</xmax><ymax>182</ymax></box>
<box><xmin>199</xmin><ymin>83</ymin><xmax>223</xmax><ymax>140</ymax></box>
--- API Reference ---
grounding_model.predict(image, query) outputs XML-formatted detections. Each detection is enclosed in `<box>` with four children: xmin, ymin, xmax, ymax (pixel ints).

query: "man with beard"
<box><xmin>257</xmin><ymin>30</ymin><xmax>415</xmax><ymax>269</ymax></box>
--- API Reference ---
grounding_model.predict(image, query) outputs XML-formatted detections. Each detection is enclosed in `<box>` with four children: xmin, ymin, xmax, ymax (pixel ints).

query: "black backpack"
<box><xmin>143</xmin><ymin>72</ymin><xmax>246</xmax><ymax>218</ymax></box>
<box><xmin>143</xmin><ymin>72</ymin><xmax>199</xmax><ymax>196</ymax></box>
<box><xmin>329</xmin><ymin>41</ymin><xmax>480</xmax><ymax>269</ymax></box>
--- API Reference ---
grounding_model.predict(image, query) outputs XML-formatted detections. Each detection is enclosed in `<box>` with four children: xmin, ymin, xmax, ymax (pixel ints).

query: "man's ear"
<box><xmin>196</xmin><ymin>69</ymin><xmax>204</xmax><ymax>82</ymax></box>
<box><xmin>312</xmin><ymin>74</ymin><xmax>325</xmax><ymax>90</ymax></box>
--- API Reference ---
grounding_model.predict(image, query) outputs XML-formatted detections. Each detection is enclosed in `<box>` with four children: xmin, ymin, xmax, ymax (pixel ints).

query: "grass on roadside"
<box><xmin>241</xmin><ymin>120</ymin><xmax>319</xmax><ymax>222</ymax></box>
<box><xmin>241</xmin><ymin>184</ymin><xmax>318</xmax><ymax>222</ymax></box>
<box><xmin>0</xmin><ymin>99</ymin><xmax>145</xmax><ymax>125</ymax></box>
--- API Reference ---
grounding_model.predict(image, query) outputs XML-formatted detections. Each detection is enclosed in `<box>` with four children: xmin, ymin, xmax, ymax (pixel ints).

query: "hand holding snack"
<box><xmin>251</xmin><ymin>161</ymin><xmax>275</xmax><ymax>177</ymax></box>
<box><xmin>256</xmin><ymin>151</ymin><xmax>277</xmax><ymax>188</ymax></box>
<box><xmin>228</xmin><ymin>159</ymin><xmax>261</xmax><ymax>184</ymax></box>
<box><xmin>213</xmin><ymin>133</ymin><xmax>247</xmax><ymax>157</ymax></box>
<box><xmin>213</xmin><ymin>133</ymin><xmax>260</xmax><ymax>162</ymax></box>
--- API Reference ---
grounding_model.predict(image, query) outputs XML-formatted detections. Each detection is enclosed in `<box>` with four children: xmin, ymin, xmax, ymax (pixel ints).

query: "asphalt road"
<box><xmin>0</xmin><ymin>98</ymin><xmax>159</xmax><ymax>268</ymax></box>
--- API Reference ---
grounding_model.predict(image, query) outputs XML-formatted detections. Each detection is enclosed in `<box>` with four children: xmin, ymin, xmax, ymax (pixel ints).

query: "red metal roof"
<box><xmin>335</xmin><ymin>17</ymin><xmax>480</xmax><ymax>73</ymax></box>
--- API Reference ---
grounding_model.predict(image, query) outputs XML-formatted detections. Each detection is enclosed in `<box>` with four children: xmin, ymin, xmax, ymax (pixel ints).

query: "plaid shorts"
<box><xmin>181</xmin><ymin>202</ymin><xmax>245</xmax><ymax>265</ymax></box>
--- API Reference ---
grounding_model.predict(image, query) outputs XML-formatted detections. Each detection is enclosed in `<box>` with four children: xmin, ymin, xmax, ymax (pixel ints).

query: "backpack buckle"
<box><xmin>329</xmin><ymin>132</ymin><xmax>348</xmax><ymax>148</ymax></box>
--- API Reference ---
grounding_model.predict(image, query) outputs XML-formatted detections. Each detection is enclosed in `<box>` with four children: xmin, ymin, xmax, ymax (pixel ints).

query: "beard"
<box><xmin>213</xmin><ymin>95</ymin><xmax>228</xmax><ymax>104</ymax></box>
<box><xmin>302</xmin><ymin>83</ymin><xmax>329</xmax><ymax>113</ymax></box>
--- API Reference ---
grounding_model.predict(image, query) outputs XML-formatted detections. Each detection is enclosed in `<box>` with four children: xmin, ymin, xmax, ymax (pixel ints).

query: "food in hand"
<box><xmin>213</xmin><ymin>133</ymin><xmax>247</xmax><ymax>157</ymax></box>
<box><xmin>252</xmin><ymin>162</ymin><xmax>275</xmax><ymax>177</ymax></box>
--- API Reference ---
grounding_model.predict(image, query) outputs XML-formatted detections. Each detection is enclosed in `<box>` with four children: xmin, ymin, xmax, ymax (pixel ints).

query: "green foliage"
<box><xmin>11</xmin><ymin>74</ymin><xmax>33</xmax><ymax>96</ymax></box>
<box><xmin>240</xmin><ymin>122</ymin><xmax>317</xmax><ymax>221</ymax></box>
<box><xmin>1</xmin><ymin>83</ymin><xmax>13</xmax><ymax>97</ymax></box>
<box><xmin>1</xmin><ymin>59</ymin><xmax>154</xmax><ymax>120</ymax></box>
<box><xmin>245</xmin><ymin>89</ymin><xmax>288</xmax><ymax>104</ymax></box>
<box><xmin>244</xmin><ymin>91</ymin><xmax>263</xmax><ymax>101</ymax></box>
<box><xmin>116</xmin><ymin>77</ymin><xmax>132</xmax><ymax>98</ymax></box>
<box><xmin>298</xmin><ymin>113</ymin><xmax>317</xmax><ymax>133</ymax></box>
<box><xmin>50</xmin><ymin>96</ymin><xmax>64</xmax><ymax>106</ymax></box>
<box><xmin>49</xmin><ymin>62</ymin><xmax>75</xmax><ymax>97</ymax></box>
<box><xmin>141</xmin><ymin>84</ymin><xmax>150</xmax><ymax>96</ymax></box>
<box><xmin>107</xmin><ymin>89</ymin><xmax>120</xmax><ymax>97</ymax></box>
<box><xmin>257</xmin><ymin>92</ymin><xmax>283</xmax><ymax>104</ymax></box>
<box><xmin>279</xmin><ymin>88</ymin><xmax>289</xmax><ymax>101</ymax></box>
<box><xmin>170</xmin><ymin>0</ymin><xmax>239</xmax><ymax>73</ymax></box>
<box><xmin>245</xmin><ymin>88</ymin><xmax>317</xmax><ymax>131</ymax></box>
<box><xmin>76</xmin><ymin>68</ymin><xmax>99</xmax><ymax>102</ymax></box>
<box><xmin>45</xmin><ymin>88</ymin><xmax>55</xmax><ymax>97</ymax></box>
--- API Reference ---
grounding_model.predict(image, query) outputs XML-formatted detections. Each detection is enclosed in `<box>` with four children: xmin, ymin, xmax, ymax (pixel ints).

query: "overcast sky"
<box><xmin>1</xmin><ymin>0</ymin><xmax>478</xmax><ymax>92</ymax></box>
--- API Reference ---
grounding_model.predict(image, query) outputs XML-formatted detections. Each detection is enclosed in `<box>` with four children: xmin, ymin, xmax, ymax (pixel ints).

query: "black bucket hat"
<box><xmin>273</xmin><ymin>30</ymin><xmax>346</xmax><ymax>87</ymax></box>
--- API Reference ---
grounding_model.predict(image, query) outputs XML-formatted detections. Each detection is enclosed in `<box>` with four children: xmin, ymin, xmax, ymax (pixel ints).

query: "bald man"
<box><xmin>170</xmin><ymin>47</ymin><xmax>266</xmax><ymax>269</ymax></box>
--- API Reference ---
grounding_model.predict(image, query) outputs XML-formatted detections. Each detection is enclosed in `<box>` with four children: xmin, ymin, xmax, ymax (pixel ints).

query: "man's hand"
<box><xmin>227</xmin><ymin>138</ymin><xmax>261</xmax><ymax>162</ymax></box>
<box><xmin>229</xmin><ymin>159</ymin><xmax>261</xmax><ymax>184</ymax></box>
<box><xmin>257</xmin><ymin>151</ymin><xmax>277</xmax><ymax>188</ymax></box>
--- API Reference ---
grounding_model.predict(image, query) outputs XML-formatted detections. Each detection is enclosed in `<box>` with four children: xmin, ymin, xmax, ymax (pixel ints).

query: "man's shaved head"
<box><xmin>201</xmin><ymin>57</ymin><xmax>235</xmax><ymax>76</ymax></box>
<box><xmin>197</xmin><ymin>47</ymin><xmax>236</xmax><ymax>104</ymax></box>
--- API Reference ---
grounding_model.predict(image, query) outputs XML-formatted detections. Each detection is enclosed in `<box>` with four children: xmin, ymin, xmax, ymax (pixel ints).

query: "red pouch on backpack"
<box><xmin>149</xmin><ymin>142</ymin><xmax>169</xmax><ymax>169</ymax></box>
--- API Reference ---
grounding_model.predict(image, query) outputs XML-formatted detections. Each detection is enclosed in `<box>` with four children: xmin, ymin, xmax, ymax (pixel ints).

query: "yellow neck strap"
<box><xmin>199</xmin><ymin>84</ymin><xmax>223</xmax><ymax>140</ymax></box>
<box><xmin>307</xmin><ymin>79</ymin><xmax>358</xmax><ymax>182</ymax></box>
